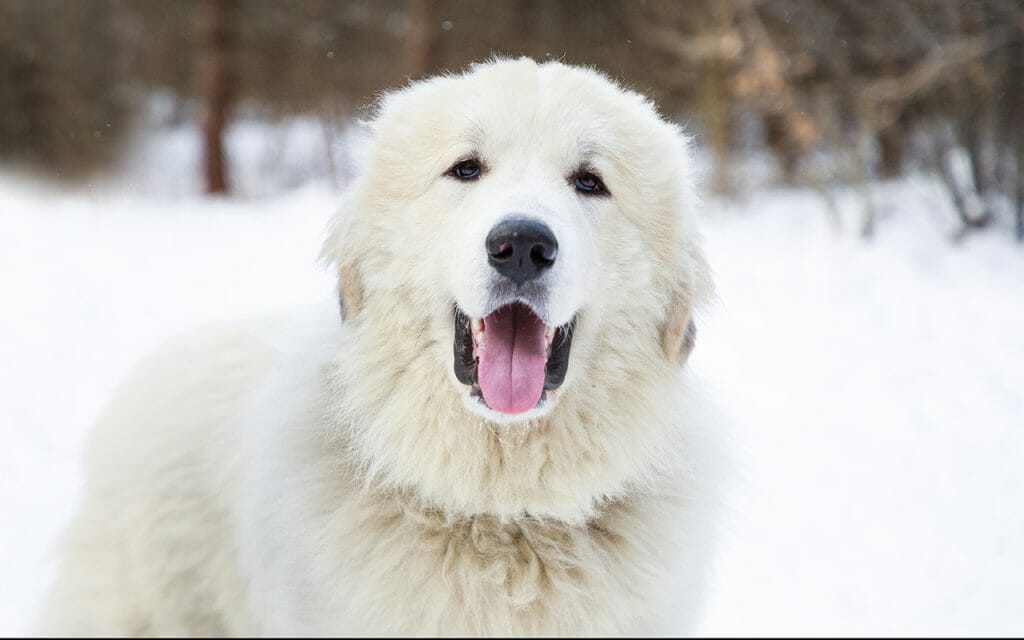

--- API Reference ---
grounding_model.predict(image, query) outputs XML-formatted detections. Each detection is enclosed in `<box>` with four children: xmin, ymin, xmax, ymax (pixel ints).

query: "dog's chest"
<box><xmin>311</xmin><ymin>501</ymin><xmax>671</xmax><ymax>635</ymax></box>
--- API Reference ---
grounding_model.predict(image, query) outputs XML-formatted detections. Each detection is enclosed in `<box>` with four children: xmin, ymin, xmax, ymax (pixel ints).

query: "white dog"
<box><xmin>39</xmin><ymin>58</ymin><xmax>726</xmax><ymax>636</ymax></box>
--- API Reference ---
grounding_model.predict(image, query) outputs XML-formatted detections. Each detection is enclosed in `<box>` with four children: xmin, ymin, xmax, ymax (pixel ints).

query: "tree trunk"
<box><xmin>764</xmin><ymin>112</ymin><xmax>798</xmax><ymax>184</ymax></box>
<box><xmin>1016</xmin><ymin>161</ymin><xmax>1023</xmax><ymax>242</ymax></box>
<box><xmin>701</xmin><ymin>56</ymin><xmax>731</xmax><ymax>194</ymax></box>
<box><xmin>876</xmin><ymin>122</ymin><xmax>904</xmax><ymax>179</ymax></box>
<box><xmin>404</xmin><ymin>0</ymin><xmax>440</xmax><ymax>79</ymax></box>
<box><xmin>200</xmin><ymin>0</ymin><xmax>231</xmax><ymax>195</ymax></box>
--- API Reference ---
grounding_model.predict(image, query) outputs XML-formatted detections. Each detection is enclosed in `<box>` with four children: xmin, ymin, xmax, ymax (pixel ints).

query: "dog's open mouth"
<box><xmin>453</xmin><ymin>303</ymin><xmax>574</xmax><ymax>415</ymax></box>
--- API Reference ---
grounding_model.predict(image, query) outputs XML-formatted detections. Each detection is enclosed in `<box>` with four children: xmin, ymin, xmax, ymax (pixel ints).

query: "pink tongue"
<box><xmin>477</xmin><ymin>304</ymin><xmax>548</xmax><ymax>414</ymax></box>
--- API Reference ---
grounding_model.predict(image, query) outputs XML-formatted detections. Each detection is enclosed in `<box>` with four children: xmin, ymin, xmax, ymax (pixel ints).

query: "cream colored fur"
<box><xmin>38</xmin><ymin>58</ymin><xmax>727</xmax><ymax>636</ymax></box>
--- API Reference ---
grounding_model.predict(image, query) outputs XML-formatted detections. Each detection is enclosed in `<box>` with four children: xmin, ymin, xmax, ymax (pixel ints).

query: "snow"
<box><xmin>2</xmin><ymin>121</ymin><xmax>1023</xmax><ymax>635</ymax></box>
<box><xmin>693</xmin><ymin>182</ymin><xmax>1024</xmax><ymax>635</ymax></box>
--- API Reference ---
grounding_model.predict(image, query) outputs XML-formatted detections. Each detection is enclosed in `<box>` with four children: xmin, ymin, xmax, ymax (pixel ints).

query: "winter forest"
<box><xmin>3</xmin><ymin>0</ymin><xmax>1023</xmax><ymax>238</ymax></box>
<box><xmin>2</xmin><ymin>0</ymin><xmax>1023</xmax><ymax>635</ymax></box>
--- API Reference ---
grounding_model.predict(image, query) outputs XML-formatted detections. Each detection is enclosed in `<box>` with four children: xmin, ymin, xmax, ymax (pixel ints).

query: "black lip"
<box><xmin>543</xmin><ymin>317</ymin><xmax>574</xmax><ymax>390</ymax></box>
<box><xmin>453</xmin><ymin>307</ymin><xmax>477</xmax><ymax>386</ymax></box>
<box><xmin>452</xmin><ymin>305</ymin><xmax>575</xmax><ymax>399</ymax></box>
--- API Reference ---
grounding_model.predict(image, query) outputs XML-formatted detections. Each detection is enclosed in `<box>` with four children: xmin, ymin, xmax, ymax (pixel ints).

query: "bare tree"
<box><xmin>404</xmin><ymin>0</ymin><xmax>441</xmax><ymax>79</ymax></box>
<box><xmin>199</xmin><ymin>0</ymin><xmax>232</xmax><ymax>195</ymax></box>
<box><xmin>2</xmin><ymin>0</ymin><xmax>1021</xmax><ymax>242</ymax></box>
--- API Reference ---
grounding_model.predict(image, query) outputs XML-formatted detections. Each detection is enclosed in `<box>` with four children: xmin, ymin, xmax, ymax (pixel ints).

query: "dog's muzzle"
<box><xmin>452</xmin><ymin>216</ymin><xmax>576</xmax><ymax>415</ymax></box>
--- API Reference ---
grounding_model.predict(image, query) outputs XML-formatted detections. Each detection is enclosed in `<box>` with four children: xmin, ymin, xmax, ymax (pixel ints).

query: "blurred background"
<box><xmin>1</xmin><ymin>0</ymin><xmax>1022</xmax><ymax>233</ymax></box>
<box><xmin>1</xmin><ymin>0</ymin><xmax>1023</xmax><ymax>636</ymax></box>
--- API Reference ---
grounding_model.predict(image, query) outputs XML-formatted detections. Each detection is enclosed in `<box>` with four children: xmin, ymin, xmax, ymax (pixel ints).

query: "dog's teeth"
<box><xmin>470</xmin><ymin>318</ymin><xmax>484</xmax><ymax>347</ymax></box>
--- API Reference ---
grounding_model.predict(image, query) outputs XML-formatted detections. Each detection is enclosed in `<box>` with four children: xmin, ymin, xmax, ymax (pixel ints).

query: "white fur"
<box><xmin>38</xmin><ymin>58</ymin><xmax>728</xmax><ymax>636</ymax></box>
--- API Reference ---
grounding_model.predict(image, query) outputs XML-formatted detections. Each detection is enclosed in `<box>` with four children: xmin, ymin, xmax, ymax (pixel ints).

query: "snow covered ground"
<box><xmin>2</xmin><ymin>122</ymin><xmax>1022</xmax><ymax>635</ymax></box>
<box><xmin>695</xmin><ymin>182</ymin><xmax>1024</xmax><ymax>636</ymax></box>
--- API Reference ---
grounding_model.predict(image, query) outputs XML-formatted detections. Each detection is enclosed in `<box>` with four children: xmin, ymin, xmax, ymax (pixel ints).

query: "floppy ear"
<box><xmin>653</xmin><ymin>125</ymin><xmax>710</xmax><ymax>367</ymax></box>
<box><xmin>663</xmin><ymin>297</ymin><xmax>697</xmax><ymax>366</ymax></box>
<box><xmin>661</xmin><ymin>233</ymin><xmax>711</xmax><ymax>367</ymax></box>
<box><xmin>336</xmin><ymin>262</ymin><xmax>364</xmax><ymax>321</ymax></box>
<box><xmin>320</xmin><ymin>192</ymin><xmax>365</xmax><ymax>321</ymax></box>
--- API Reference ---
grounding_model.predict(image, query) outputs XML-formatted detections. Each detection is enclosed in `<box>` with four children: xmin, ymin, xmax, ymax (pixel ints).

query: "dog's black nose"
<box><xmin>486</xmin><ymin>218</ymin><xmax>558</xmax><ymax>285</ymax></box>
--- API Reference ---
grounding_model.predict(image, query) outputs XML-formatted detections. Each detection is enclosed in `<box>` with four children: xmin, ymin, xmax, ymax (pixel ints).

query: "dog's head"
<box><xmin>323</xmin><ymin>58</ymin><xmax>711</xmax><ymax>520</ymax></box>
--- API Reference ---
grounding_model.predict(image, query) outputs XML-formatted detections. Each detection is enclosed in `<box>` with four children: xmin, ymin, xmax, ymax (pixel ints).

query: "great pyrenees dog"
<box><xmin>39</xmin><ymin>58</ymin><xmax>726</xmax><ymax>636</ymax></box>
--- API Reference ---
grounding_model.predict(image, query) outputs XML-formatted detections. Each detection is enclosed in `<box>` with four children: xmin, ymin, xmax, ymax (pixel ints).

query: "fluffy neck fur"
<box><xmin>322</xmin><ymin>286</ymin><xmax>690</xmax><ymax>526</ymax></box>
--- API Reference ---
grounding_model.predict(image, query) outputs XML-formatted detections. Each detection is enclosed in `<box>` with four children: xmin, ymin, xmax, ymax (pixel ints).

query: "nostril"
<box><xmin>492</xmin><ymin>242</ymin><xmax>513</xmax><ymax>261</ymax></box>
<box><xmin>530</xmin><ymin>243</ymin><xmax>556</xmax><ymax>267</ymax></box>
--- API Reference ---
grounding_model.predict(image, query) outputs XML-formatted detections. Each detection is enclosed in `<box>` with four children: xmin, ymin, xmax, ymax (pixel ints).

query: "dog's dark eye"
<box><xmin>574</xmin><ymin>171</ymin><xmax>608</xmax><ymax>196</ymax></box>
<box><xmin>449</xmin><ymin>159</ymin><xmax>482</xmax><ymax>181</ymax></box>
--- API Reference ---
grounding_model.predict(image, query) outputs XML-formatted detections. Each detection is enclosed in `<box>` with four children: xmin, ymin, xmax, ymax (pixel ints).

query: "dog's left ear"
<box><xmin>654</xmin><ymin>125</ymin><xmax>711</xmax><ymax>367</ymax></box>
<box><xmin>663</xmin><ymin>298</ymin><xmax>697</xmax><ymax>366</ymax></box>
<box><xmin>661</xmin><ymin>233</ymin><xmax>711</xmax><ymax>367</ymax></box>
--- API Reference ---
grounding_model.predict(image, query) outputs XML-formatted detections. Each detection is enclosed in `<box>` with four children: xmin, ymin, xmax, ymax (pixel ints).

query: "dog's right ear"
<box><xmin>319</xmin><ymin>192</ymin><xmax>365</xmax><ymax>321</ymax></box>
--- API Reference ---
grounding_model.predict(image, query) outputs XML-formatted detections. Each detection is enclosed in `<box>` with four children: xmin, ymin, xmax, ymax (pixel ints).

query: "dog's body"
<box><xmin>40</xmin><ymin>59</ymin><xmax>727</xmax><ymax>636</ymax></box>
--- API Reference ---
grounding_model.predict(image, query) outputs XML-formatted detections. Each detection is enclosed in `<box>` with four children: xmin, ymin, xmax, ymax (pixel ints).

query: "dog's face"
<box><xmin>327</xmin><ymin>59</ymin><xmax>708</xmax><ymax>428</ymax></box>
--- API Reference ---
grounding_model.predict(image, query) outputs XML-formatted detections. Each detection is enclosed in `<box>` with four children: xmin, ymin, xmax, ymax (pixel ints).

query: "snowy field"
<box><xmin>2</xmin><ymin>123</ymin><xmax>1023</xmax><ymax>635</ymax></box>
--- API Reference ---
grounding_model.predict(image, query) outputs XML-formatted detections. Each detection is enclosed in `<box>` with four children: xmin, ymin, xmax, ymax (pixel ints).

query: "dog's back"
<box><xmin>38</xmin><ymin>322</ymin><xmax>285</xmax><ymax>635</ymax></box>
